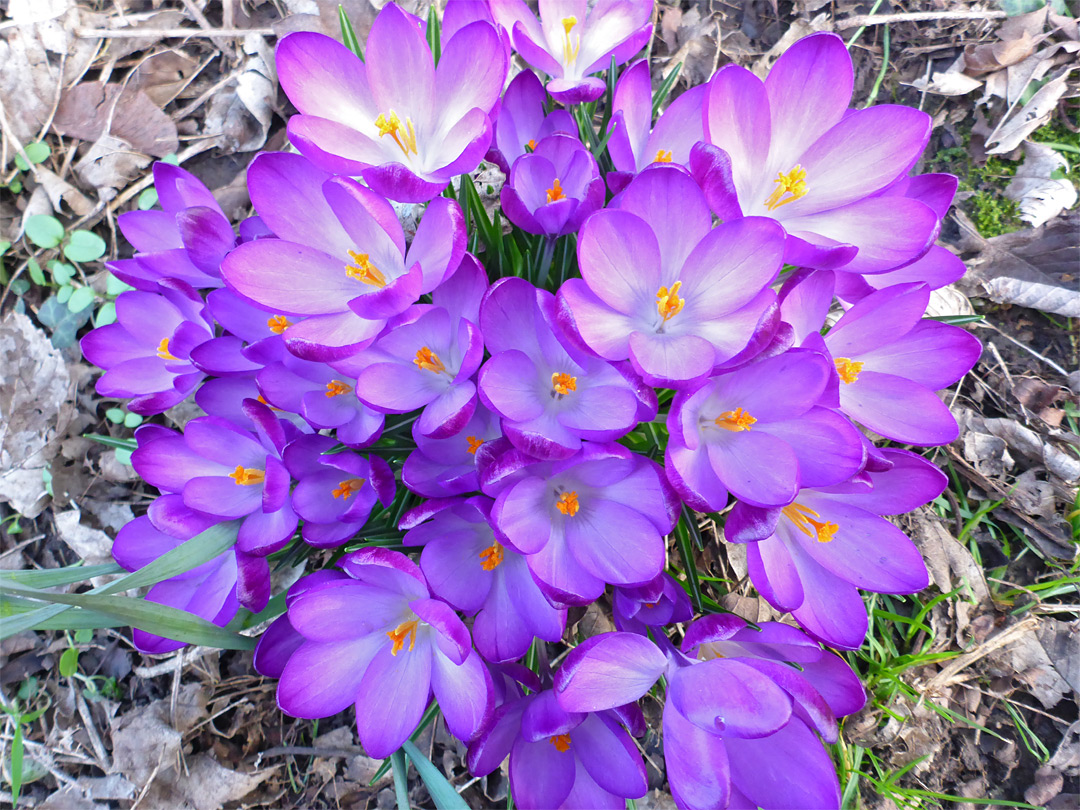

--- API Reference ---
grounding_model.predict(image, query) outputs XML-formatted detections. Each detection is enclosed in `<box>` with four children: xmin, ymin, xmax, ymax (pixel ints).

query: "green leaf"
<box><xmin>0</xmin><ymin>240</ymin><xmax>11</xmax><ymax>255</ymax></box>
<box><xmin>58</xmin><ymin>646</ymin><xmax>79</xmax><ymax>677</ymax></box>
<box><xmin>50</xmin><ymin>261</ymin><xmax>76</xmax><ymax>285</ymax></box>
<box><xmin>137</xmin><ymin>187</ymin><xmax>158</xmax><ymax>210</ymax></box>
<box><xmin>74</xmin><ymin>628</ymin><xmax>93</xmax><ymax>643</ymax></box>
<box><xmin>114</xmin><ymin>448</ymin><xmax>133</xmax><ymax>466</ymax></box>
<box><xmin>37</xmin><ymin>294</ymin><xmax>93</xmax><ymax>348</ymax></box>
<box><xmin>67</xmin><ymin>285</ymin><xmax>96</xmax><ymax>313</ymax></box>
<box><xmin>14</xmin><ymin>141</ymin><xmax>50</xmax><ymax>171</ymax></box>
<box><xmin>95</xmin><ymin>301</ymin><xmax>117</xmax><ymax>327</ymax></box>
<box><xmin>25</xmin><ymin>215</ymin><xmax>65</xmax><ymax>249</ymax></box>
<box><xmin>123</xmin><ymin>412</ymin><xmax>143</xmax><ymax>428</ymax></box>
<box><xmin>27</xmin><ymin>257</ymin><xmax>46</xmax><ymax>286</ymax></box>
<box><xmin>162</xmin><ymin>153</ymin><xmax>180</xmax><ymax>165</ymax></box>
<box><xmin>391</xmin><ymin>750</ymin><xmax>410</xmax><ymax>810</ymax></box>
<box><xmin>105</xmin><ymin>273</ymin><xmax>134</xmax><ymax>296</ymax></box>
<box><xmin>652</xmin><ymin>63</ymin><xmax>682</xmax><ymax>119</ymax></box>
<box><xmin>426</xmin><ymin>4</ymin><xmax>441</xmax><ymax>64</ymax></box>
<box><xmin>84</xmin><ymin>433</ymin><xmax>138</xmax><ymax>451</ymax></box>
<box><xmin>339</xmin><ymin>4</ymin><xmax>365</xmax><ymax>60</ymax></box>
<box><xmin>401</xmin><ymin>741</ymin><xmax>469</xmax><ymax>810</ymax></box>
<box><xmin>0</xmin><ymin>563</ymin><xmax>123</xmax><ymax>588</ymax></box>
<box><xmin>57</xmin><ymin>284</ymin><xmax>73</xmax><ymax>304</ymax></box>
<box><xmin>63</xmin><ymin>230</ymin><xmax>107</xmax><ymax>262</ymax></box>
<box><xmin>10</xmin><ymin>723</ymin><xmax>23</xmax><ymax>805</ymax></box>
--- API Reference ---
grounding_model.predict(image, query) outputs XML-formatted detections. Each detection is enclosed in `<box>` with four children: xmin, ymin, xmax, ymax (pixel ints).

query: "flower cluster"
<box><xmin>84</xmin><ymin>3</ymin><xmax>981</xmax><ymax>807</ymax></box>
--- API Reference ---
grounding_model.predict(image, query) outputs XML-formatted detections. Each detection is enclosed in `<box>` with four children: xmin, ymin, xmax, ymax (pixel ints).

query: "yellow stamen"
<box><xmin>764</xmin><ymin>164</ymin><xmax>808</xmax><ymax>211</ymax></box>
<box><xmin>550</xmin><ymin>733</ymin><xmax>572</xmax><ymax>753</ymax></box>
<box><xmin>332</xmin><ymin>478</ymin><xmax>365</xmax><ymax>499</ymax></box>
<box><xmin>256</xmin><ymin>394</ymin><xmax>283</xmax><ymax>412</ymax></box>
<box><xmin>526</xmin><ymin>138</ymin><xmax>537</xmax><ymax>151</ymax></box>
<box><xmin>374</xmin><ymin>110</ymin><xmax>418</xmax><ymax>158</ymax></box>
<box><xmin>655</xmin><ymin>149</ymin><xmax>673</xmax><ymax>163</ymax></box>
<box><xmin>326</xmin><ymin>379</ymin><xmax>353</xmax><ymax>397</ymax></box>
<box><xmin>656</xmin><ymin>281</ymin><xmax>685</xmax><ymax>323</ymax></box>
<box><xmin>834</xmin><ymin>357</ymin><xmax>865</xmax><ymax>385</ymax></box>
<box><xmin>387</xmin><ymin>619</ymin><xmax>419</xmax><ymax>655</ymax></box>
<box><xmin>546</xmin><ymin>178</ymin><xmax>566</xmax><ymax>203</ymax></box>
<box><xmin>414</xmin><ymin>347</ymin><xmax>447</xmax><ymax>374</ymax></box>
<box><xmin>478</xmin><ymin>542</ymin><xmax>504</xmax><ymax>571</ymax></box>
<box><xmin>228</xmin><ymin>465</ymin><xmax>265</xmax><ymax>486</ymax></box>
<box><xmin>782</xmin><ymin>503</ymin><xmax>838</xmax><ymax>543</ymax></box>
<box><xmin>714</xmin><ymin>407</ymin><xmax>757</xmax><ymax>432</ymax></box>
<box><xmin>556</xmin><ymin>490</ymin><xmax>579</xmax><ymax>517</ymax></box>
<box><xmin>267</xmin><ymin>314</ymin><xmax>291</xmax><ymax>334</ymax></box>
<box><xmin>156</xmin><ymin>338</ymin><xmax>179</xmax><ymax>361</ymax></box>
<box><xmin>551</xmin><ymin>372</ymin><xmax>577</xmax><ymax>397</ymax></box>
<box><xmin>560</xmin><ymin>17</ymin><xmax>580</xmax><ymax>64</ymax></box>
<box><xmin>345</xmin><ymin>250</ymin><xmax>388</xmax><ymax>287</ymax></box>
<box><xmin>466</xmin><ymin>435</ymin><xmax>484</xmax><ymax>455</ymax></box>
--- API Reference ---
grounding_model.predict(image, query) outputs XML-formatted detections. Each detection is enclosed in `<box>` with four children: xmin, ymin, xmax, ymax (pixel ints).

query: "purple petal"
<box><xmin>555</xmin><ymin>632</ymin><xmax>666</xmax><ymax>713</ymax></box>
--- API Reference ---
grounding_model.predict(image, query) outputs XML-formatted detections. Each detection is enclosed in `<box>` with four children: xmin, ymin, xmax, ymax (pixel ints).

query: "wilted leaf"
<box><xmin>987</xmin><ymin>67</ymin><xmax>1075</xmax><ymax>154</ymax></box>
<box><xmin>53</xmin><ymin>83</ymin><xmax>178</xmax><ymax>158</ymax></box>
<box><xmin>74</xmin><ymin>134</ymin><xmax>152</xmax><ymax>200</ymax></box>
<box><xmin>909</xmin><ymin>69</ymin><xmax>984</xmax><ymax>96</ymax></box>
<box><xmin>1004</xmin><ymin>141</ymin><xmax>1078</xmax><ymax>228</ymax></box>
<box><xmin>909</xmin><ymin>509</ymin><xmax>991</xmax><ymax>603</ymax></box>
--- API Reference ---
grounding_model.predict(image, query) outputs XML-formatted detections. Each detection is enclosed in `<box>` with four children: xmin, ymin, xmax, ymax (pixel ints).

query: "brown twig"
<box><xmin>836</xmin><ymin>10</ymin><xmax>1007</xmax><ymax>31</ymax></box>
<box><xmin>75</xmin><ymin>26</ymin><xmax>276</xmax><ymax>39</ymax></box>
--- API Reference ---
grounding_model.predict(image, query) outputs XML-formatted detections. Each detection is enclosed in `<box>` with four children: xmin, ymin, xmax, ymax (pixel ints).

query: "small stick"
<box><xmin>76</xmin><ymin>26</ymin><xmax>276</xmax><ymax>38</ymax></box>
<box><xmin>837</xmin><ymin>11</ymin><xmax>1006</xmax><ymax>30</ymax></box>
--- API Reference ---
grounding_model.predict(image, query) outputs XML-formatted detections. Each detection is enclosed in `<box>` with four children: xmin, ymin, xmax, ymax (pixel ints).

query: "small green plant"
<box><xmin>1</xmin><ymin>677</ymin><xmax>51</xmax><ymax>806</ymax></box>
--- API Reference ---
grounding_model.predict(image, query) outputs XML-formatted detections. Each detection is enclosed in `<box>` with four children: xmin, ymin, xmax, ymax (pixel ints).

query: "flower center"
<box><xmin>560</xmin><ymin>17</ymin><xmax>580</xmax><ymax>64</ymax></box>
<box><xmin>656</xmin><ymin>281</ymin><xmax>684</xmax><ymax>323</ymax></box>
<box><xmin>387</xmin><ymin>618</ymin><xmax>419</xmax><ymax>656</ymax></box>
<box><xmin>546</xmin><ymin>178</ymin><xmax>566</xmax><ymax>203</ymax></box>
<box><xmin>478</xmin><ymin>542</ymin><xmax>504</xmax><ymax>571</ymax></box>
<box><xmin>156</xmin><ymin>338</ymin><xmax>179</xmax><ymax>361</ymax></box>
<box><xmin>267</xmin><ymin>314</ymin><xmax>291</xmax><ymax>334</ymax></box>
<box><xmin>655</xmin><ymin>149</ymin><xmax>673</xmax><ymax>163</ymax></box>
<box><xmin>526</xmin><ymin>138</ymin><xmax>537</xmax><ymax>151</ymax></box>
<box><xmin>332</xmin><ymin>478</ymin><xmax>365</xmax><ymax>499</ymax></box>
<box><xmin>414</xmin><ymin>347</ymin><xmax>447</xmax><ymax>374</ymax></box>
<box><xmin>834</xmin><ymin>357</ymin><xmax>864</xmax><ymax>385</ymax></box>
<box><xmin>556</xmin><ymin>490</ymin><xmax>579</xmax><ymax>516</ymax></box>
<box><xmin>765</xmin><ymin>164</ymin><xmax>808</xmax><ymax>211</ymax></box>
<box><xmin>551</xmin><ymin>372</ymin><xmax>577</xmax><ymax>397</ymax></box>
<box><xmin>375</xmin><ymin>110</ymin><xmax>418</xmax><ymax>158</ymax></box>
<box><xmin>228</xmin><ymin>465</ymin><xmax>265</xmax><ymax>486</ymax></box>
<box><xmin>782</xmin><ymin>503</ymin><xmax>838</xmax><ymax>543</ymax></box>
<box><xmin>466</xmin><ymin>435</ymin><xmax>484</xmax><ymax>455</ymax></box>
<box><xmin>550</xmin><ymin>733</ymin><xmax>572</xmax><ymax>753</ymax></box>
<box><xmin>714</xmin><ymin>407</ymin><xmax>756</xmax><ymax>432</ymax></box>
<box><xmin>345</xmin><ymin>250</ymin><xmax>387</xmax><ymax>287</ymax></box>
<box><xmin>326</xmin><ymin>379</ymin><xmax>353</xmax><ymax>397</ymax></box>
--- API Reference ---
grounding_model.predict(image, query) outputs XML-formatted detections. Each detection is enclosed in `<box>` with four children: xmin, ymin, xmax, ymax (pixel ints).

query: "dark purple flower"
<box><xmin>401</xmin><ymin>496</ymin><xmax>566</xmax><ymax>662</ymax></box>
<box><xmin>726</xmin><ymin>449</ymin><xmax>943</xmax><ymax>648</ymax></box>
<box><xmin>273</xmin><ymin>548</ymin><xmax>493</xmax><ymax>757</ymax></box>
<box><xmin>402</xmin><ymin>403</ymin><xmax>503</xmax><ymax>497</ymax></box>
<box><xmin>613</xmin><ymin>572</ymin><xmax>692</xmax><ymax>634</ymax></box>
<box><xmin>558</xmin><ymin>167</ymin><xmax>784</xmax><ymax>387</ymax></box>
<box><xmin>283</xmin><ymin>434</ymin><xmax>396</xmax><ymax>547</ymax></box>
<box><xmin>606</xmin><ymin>60</ymin><xmax>706</xmax><ymax>193</ymax></box>
<box><xmin>468</xmin><ymin>687</ymin><xmax>647</xmax><ymax>810</ymax></box>
<box><xmin>491</xmin><ymin>0</ymin><xmax>653</xmax><ymax>104</ymax></box>
<box><xmin>488</xmin><ymin>69</ymin><xmax>577</xmax><ymax>174</ymax></box>
<box><xmin>130</xmin><ymin>400</ymin><xmax>299</xmax><ymax>561</ymax></box>
<box><xmin>698</xmin><ymin>33</ymin><xmax>939</xmax><ymax>274</ymax></box>
<box><xmin>479</xmin><ymin>277</ymin><xmax>655</xmax><ymax>460</ymax></box>
<box><xmin>501</xmin><ymin>134</ymin><xmax>604</xmax><ymax>236</ymax></box>
<box><xmin>487</xmin><ymin>442</ymin><xmax>677</xmax><ymax>604</ymax></box>
<box><xmin>665</xmin><ymin>349</ymin><xmax>864</xmax><ymax>510</ymax></box>
<box><xmin>221</xmin><ymin>152</ymin><xmax>465</xmax><ymax>361</ymax></box>
<box><xmin>276</xmin><ymin>4</ymin><xmax>507</xmax><ymax>201</ymax></box>
<box><xmin>339</xmin><ymin>255</ymin><xmax>487</xmax><ymax>438</ymax></box>
<box><xmin>80</xmin><ymin>280</ymin><xmax>214</xmax><ymax>415</ymax></box>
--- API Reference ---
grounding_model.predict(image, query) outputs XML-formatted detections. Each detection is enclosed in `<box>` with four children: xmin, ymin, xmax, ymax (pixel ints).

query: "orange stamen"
<box><xmin>414</xmin><ymin>347</ymin><xmax>447</xmax><ymax>374</ymax></box>
<box><xmin>228</xmin><ymin>465</ymin><xmax>265</xmax><ymax>486</ymax></box>
<box><xmin>714</xmin><ymin>407</ymin><xmax>757</xmax><ymax>432</ymax></box>
<box><xmin>387</xmin><ymin>619</ymin><xmax>419</xmax><ymax>655</ymax></box>
<box><xmin>466</xmin><ymin>435</ymin><xmax>484</xmax><ymax>455</ymax></box>
<box><xmin>656</xmin><ymin>281</ymin><xmax>684</xmax><ymax>323</ymax></box>
<box><xmin>326</xmin><ymin>379</ymin><xmax>352</xmax><ymax>397</ymax></box>
<box><xmin>546</xmin><ymin>178</ymin><xmax>566</xmax><ymax>203</ymax></box>
<box><xmin>526</xmin><ymin>138</ymin><xmax>537</xmax><ymax>151</ymax></box>
<box><xmin>655</xmin><ymin>149</ymin><xmax>673</xmax><ymax>163</ymax></box>
<box><xmin>332</xmin><ymin>478</ymin><xmax>365</xmax><ymax>499</ymax></box>
<box><xmin>156</xmin><ymin>338</ymin><xmax>179</xmax><ymax>361</ymax></box>
<box><xmin>782</xmin><ymin>503</ymin><xmax>838</xmax><ymax>543</ymax></box>
<box><xmin>551</xmin><ymin>372</ymin><xmax>577</xmax><ymax>397</ymax></box>
<box><xmin>267</xmin><ymin>315</ymin><xmax>290</xmax><ymax>334</ymax></box>
<box><xmin>478</xmin><ymin>542</ymin><xmax>504</xmax><ymax>571</ymax></box>
<box><xmin>556</xmin><ymin>490</ymin><xmax>579</xmax><ymax>517</ymax></box>
<box><xmin>834</xmin><ymin>357</ymin><xmax>865</xmax><ymax>385</ymax></box>
<box><xmin>550</xmin><ymin>733</ymin><xmax>572</xmax><ymax>752</ymax></box>
<box><xmin>345</xmin><ymin>250</ymin><xmax>388</xmax><ymax>287</ymax></box>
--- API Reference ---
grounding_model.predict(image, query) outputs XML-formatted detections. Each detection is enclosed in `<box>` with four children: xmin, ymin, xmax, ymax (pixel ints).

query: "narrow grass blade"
<box><xmin>401</xmin><ymin>740</ymin><xmax>469</xmax><ymax>810</ymax></box>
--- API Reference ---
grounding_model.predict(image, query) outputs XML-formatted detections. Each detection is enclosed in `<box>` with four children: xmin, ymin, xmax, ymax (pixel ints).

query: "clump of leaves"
<box><xmin>970</xmin><ymin>190</ymin><xmax>1024</xmax><ymax>237</ymax></box>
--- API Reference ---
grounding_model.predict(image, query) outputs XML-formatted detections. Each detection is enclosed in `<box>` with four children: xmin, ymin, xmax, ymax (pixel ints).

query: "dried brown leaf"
<box><xmin>74</xmin><ymin>134</ymin><xmax>152</xmax><ymax>200</ymax></box>
<box><xmin>131</xmin><ymin>51</ymin><xmax>202</xmax><ymax>108</ymax></box>
<box><xmin>53</xmin><ymin>83</ymin><xmax>178</xmax><ymax>158</ymax></box>
<box><xmin>987</xmin><ymin>67</ymin><xmax>1075</xmax><ymax>154</ymax></box>
<box><xmin>1004</xmin><ymin>141</ymin><xmax>1078</xmax><ymax>228</ymax></box>
<box><xmin>909</xmin><ymin>509</ymin><xmax>990</xmax><ymax>603</ymax></box>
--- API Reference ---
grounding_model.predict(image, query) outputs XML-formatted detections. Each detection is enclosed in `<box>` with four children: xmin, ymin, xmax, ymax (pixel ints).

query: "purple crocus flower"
<box><xmin>112</xmin><ymin>501</ymin><xmax>239</xmax><ymax>654</ymax></box>
<box><xmin>338</xmin><ymin>255</ymin><xmax>487</xmax><ymax>438</ymax></box>
<box><xmin>558</xmin><ymin>167</ymin><xmax>785</xmax><ymax>387</ymax></box>
<box><xmin>254</xmin><ymin>569</ymin><xmax>349</xmax><ymax>679</ymax></box>
<box><xmin>189</xmin><ymin>287</ymin><xmax>292</xmax><ymax>377</ymax></box>
<box><xmin>110</xmin><ymin>162</ymin><xmax>237</xmax><ymax>291</ymax></box>
<box><xmin>276</xmin><ymin>4</ymin><xmax>507</xmax><ymax>202</ymax></box>
<box><xmin>468</xmin><ymin>686</ymin><xmax>648</xmax><ymax>810</ymax></box>
<box><xmin>401</xmin><ymin>496</ymin><xmax>566</xmax><ymax>662</ymax></box>
<box><xmin>479</xmin><ymin>277</ymin><xmax>655</xmax><ymax>460</ymax></box>
<box><xmin>221</xmin><ymin>152</ymin><xmax>465</xmax><ymax>361</ymax></box>
<box><xmin>613</xmin><ymin>572</ymin><xmax>692</xmax><ymax>634</ymax></box>
<box><xmin>80</xmin><ymin>280</ymin><xmax>214</xmax><ymax>415</ymax></box>
<box><xmin>665</xmin><ymin>349</ymin><xmax>864</xmax><ymax>510</ymax></box>
<box><xmin>606</xmin><ymin>60</ymin><xmax>707</xmax><ymax>194</ymax></box>
<box><xmin>501</xmin><ymin>134</ymin><xmax>605</xmax><ymax>237</ymax></box>
<box><xmin>272</xmin><ymin>548</ymin><xmax>493</xmax><ymax>757</ymax></box>
<box><xmin>402</xmin><ymin>403</ymin><xmax>503</xmax><ymax>497</ymax></box>
<box><xmin>727</xmin><ymin>449</ymin><xmax>944</xmax><ymax>648</ymax></box>
<box><xmin>283</xmin><ymin>434</ymin><xmax>397</xmax><ymax>547</ymax></box>
<box><xmin>491</xmin><ymin>0</ymin><xmax>654</xmax><ymax>104</ymax></box>
<box><xmin>488</xmin><ymin>69</ymin><xmax>577</xmax><ymax>174</ymax></box>
<box><xmin>130</xmin><ymin>400</ymin><xmax>299</xmax><ymax>565</ymax></box>
<box><xmin>697</xmin><ymin>32</ymin><xmax>939</xmax><ymax>274</ymax></box>
<box><xmin>486</xmin><ymin>441</ymin><xmax>677</xmax><ymax>604</ymax></box>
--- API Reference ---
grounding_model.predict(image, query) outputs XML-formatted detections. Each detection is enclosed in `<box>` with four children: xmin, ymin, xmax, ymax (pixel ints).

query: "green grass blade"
<box><xmin>339</xmin><ymin>4</ymin><xmax>364</xmax><ymax>59</ymax></box>
<box><xmin>0</xmin><ymin>563</ymin><xmax>123</xmax><ymax>588</ymax></box>
<box><xmin>401</xmin><ymin>740</ymin><xmax>469</xmax><ymax>810</ymax></box>
<box><xmin>391</xmin><ymin>749</ymin><xmax>410</xmax><ymax>810</ymax></box>
<box><xmin>651</xmin><ymin>63</ymin><xmax>682</xmax><ymax>119</ymax></box>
